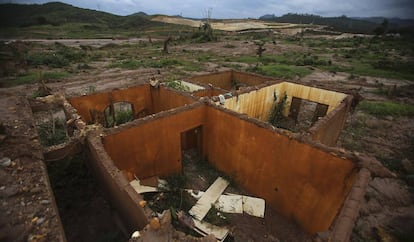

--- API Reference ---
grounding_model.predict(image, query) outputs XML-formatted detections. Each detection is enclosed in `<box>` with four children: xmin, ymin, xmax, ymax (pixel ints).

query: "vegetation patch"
<box><xmin>358</xmin><ymin>101</ymin><xmax>414</xmax><ymax>117</ymax></box>
<box><xmin>4</xmin><ymin>71</ymin><xmax>70</xmax><ymax>87</ymax></box>
<box><xmin>37</xmin><ymin>117</ymin><xmax>68</xmax><ymax>146</ymax></box>
<box><xmin>164</xmin><ymin>79</ymin><xmax>190</xmax><ymax>91</ymax></box>
<box><xmin>110</xmin><ymin>58</ymin><xmax>184</xmax><ymax>69</ymax></box>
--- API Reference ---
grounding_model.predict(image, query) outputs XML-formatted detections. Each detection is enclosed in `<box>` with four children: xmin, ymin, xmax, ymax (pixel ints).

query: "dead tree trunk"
<box><xmin>163</xmin><ymin>37</ymin><xmax>172</xmax><ymax>54</ymax></box>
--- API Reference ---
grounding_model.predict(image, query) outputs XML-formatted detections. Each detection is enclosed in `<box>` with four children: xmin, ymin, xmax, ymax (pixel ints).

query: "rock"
<box><xmin>0</xmin><ymin>157</ymin><xmax>11</xmax><ymax>167</ymax></box>
<box><xmin>30</xmin><ymin>187</ymin><xmax>42</xmax><ymax>194</ymax></box>
<box><xmin>36</xmin><ymin>217</ymin><xmax>45</xmax><ymax>225</ymax></box>
<box><xmin>131</xmin><ymin>231</ymin><xmax>140</xmax><ymax>239</ymax></box>
<box><xmin>0</xmin><ymin>184</ymin><xmax>19</xmax><ymax>198</ymax></box>
<box><xmin>40</xmin><ymin>200</ymin><xmax>50</xmax><ymax>205</ymax></box>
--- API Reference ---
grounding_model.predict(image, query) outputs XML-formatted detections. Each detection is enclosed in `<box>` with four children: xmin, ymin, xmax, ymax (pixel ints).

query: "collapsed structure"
<box><xmin>57</xmin><ymin>70</ymin><xmax>370</xmax><ymax>241</ymax></box>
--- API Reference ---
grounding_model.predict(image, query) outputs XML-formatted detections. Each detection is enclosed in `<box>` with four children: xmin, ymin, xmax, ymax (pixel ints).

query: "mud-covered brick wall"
<box><xmin>232</xmin><ymin>70</ymin><xmax>275</xmax><ymax>86</ymax></box>
<box><xmin>103</xmin><ymin>105</ymin><xmax>206</xmax><ymax>179</ymax></box>
<box><xmin>190</xmin><ymin>70</ymin><xmax>233</xmax><ymax>90</ymax></box>
<box><xmin>86</xmin><ymin>133</ymin><xmax>148</xmax><ymax>232</ymax></box>
<box><xmin>193</xmin><ymin>88</ymin><xmax>226</xmax><ymax>97</ymax></box>
<box><xmin>150</xmin><ymin>87</ymin><xmax>195</xmax><ymax>113</ymax></box>
<box><xmin>203</xmin><ymin>106</ymin><xmax>357</xmax><ymax>234</ymax></box>
<box><xmin>282</xmin><ymin>82</ymin><xmax>347</xmax><ymax>114</ymax></box>
<box><xmin>309</xmin><ymin>96</ymin><xmax>353</xmax><ymax>146</ymax></box>
<box><xmin>223</xmin><ymin>83</ymin><xmax>283</xmax><ymax>121</ymax></box>
<box><xmin>68</xmin><ymin>85</ymin><xmax>152</xmax><ymax>123</ymax></box>
<box><xmin>189</xmin><ymin>70</ymin><xmax>276</xmax><ymax>91</ymax></box>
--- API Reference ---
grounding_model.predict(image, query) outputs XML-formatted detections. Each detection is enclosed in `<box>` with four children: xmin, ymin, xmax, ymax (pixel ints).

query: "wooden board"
<box><xmin>189</xmin><ymin>177</ymin><xmax>229</xmax><ymax>220</ymax></box>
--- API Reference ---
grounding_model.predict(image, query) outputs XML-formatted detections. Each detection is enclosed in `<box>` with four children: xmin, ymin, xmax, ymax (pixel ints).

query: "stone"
<box><xmin>40</xmin><ymin>200</ymin><xmax>50</xmax><ymax>205</ymax></box>
<box><xmin>0</xmin><ymin>184</ymin><xmax>19</xmax><ymax>198</ymax></box>
<box><xmin>36</xmin><ymin>217</ymin><xmax>45</xmax><ymax>225</ymax></box>
<box><xmin>0</xmin><ymin>157</ymin><xmax>11</xmax><ymax>167</ymax></box>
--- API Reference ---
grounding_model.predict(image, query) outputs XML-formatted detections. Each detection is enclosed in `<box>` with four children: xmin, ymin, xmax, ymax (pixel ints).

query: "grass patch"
<box><xmin>358</xmin><ymin>101</ymin><xmax>414</xmax><ymax>117</ymax></box>
<box><xmin>3</xmin><ymin>71</ymin><xmax>70</xmax><ymax>87</ymax></box>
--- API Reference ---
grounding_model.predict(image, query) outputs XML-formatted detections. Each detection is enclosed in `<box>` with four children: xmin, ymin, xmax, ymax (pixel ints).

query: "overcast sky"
<box><xmin>2</xmin><ymin>0</ymin><xmax>414</xmax><ymax>19</ymax></box>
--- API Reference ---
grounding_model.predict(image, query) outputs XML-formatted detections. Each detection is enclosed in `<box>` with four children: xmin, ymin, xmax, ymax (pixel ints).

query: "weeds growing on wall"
<box><xmin>269</xmin><ymin>92</ymin><xmax>288</xmax><ymax>127</ymax></box>
<box><xmin>165</xmin><ymin>79</ymin><xmax>190</xmax><ymax>92</ymax></box>
<box><xmin>37</xmin><ymin>118</ymin><xmax>68</xmax><ymax>146</ymax></box>
<box><xmin>105</xmin><ymin>109</ymin><xmax>134</xmax><ymax>127</ymax></box>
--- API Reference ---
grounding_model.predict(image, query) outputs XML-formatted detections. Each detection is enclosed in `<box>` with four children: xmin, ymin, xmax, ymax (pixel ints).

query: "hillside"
<box><xmin>260</xmin><ymin>13</ymin><xmax>380</xmax><ymax>34</ymax></box>
<box><xmin>0</xmin><ymin>2</ymin><xmax>155</xmax><ymax>29</ymax></box>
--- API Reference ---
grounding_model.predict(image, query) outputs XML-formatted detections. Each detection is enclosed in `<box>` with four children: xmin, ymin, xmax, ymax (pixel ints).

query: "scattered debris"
<box><xmin>187</xmin><ymin>190</ymin><xmax>266</xmax><ymax>218</ymax></box>
<box><xmin>130</xmin><ymin>177</ymin><xmax>168</xmax><ymax>194</ymax></box>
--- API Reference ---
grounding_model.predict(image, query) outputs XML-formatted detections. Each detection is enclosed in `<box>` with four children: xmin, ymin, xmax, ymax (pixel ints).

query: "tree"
<box><xmin>374</xmin><ymin>18</ymin><xmax>389</xmax><ymax>36</ymax></box>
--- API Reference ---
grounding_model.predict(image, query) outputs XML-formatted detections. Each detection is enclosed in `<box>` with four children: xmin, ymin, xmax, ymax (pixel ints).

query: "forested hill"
<box><xmin>0</xmin><ymin>2</ymin><xmax>155</xmax><ymax>29</ymax></box>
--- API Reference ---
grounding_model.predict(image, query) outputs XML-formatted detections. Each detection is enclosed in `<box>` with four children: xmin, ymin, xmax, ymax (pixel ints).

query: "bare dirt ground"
<box><xmin>152</xmin><ymin>16</ymin><xmax>301</xmax><ymax>32</ymax></box>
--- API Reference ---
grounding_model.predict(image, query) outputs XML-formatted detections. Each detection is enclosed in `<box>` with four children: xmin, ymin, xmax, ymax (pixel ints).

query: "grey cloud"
<box><xmin>2</xmin><ymin>0</ymin><xmax>413</xmax><ymax>18</ymax></box>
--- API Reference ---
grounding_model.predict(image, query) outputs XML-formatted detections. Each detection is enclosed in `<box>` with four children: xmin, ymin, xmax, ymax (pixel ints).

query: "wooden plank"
<box><xmin>215</xmin><ymin>194</ymin><xmax>243</xmax><ymax>214</ymax></box>
<box><xmin>130</xmin><ymin>180</ymin><xmax>157</xmax><ymax>194</ymax></box>
<box><xmin>193</xmin><ymin>219</ymin><xmax>229</xmax><ymax>241</ymax></box>
<box><xmin>243</xmin><ymin>196</ymin><xmax>265</xmax><ymax>218</ymax></box>
<box><xmin>189</xmin><ymin>177</ymin><xmax>229</xmax><ymax>220</ymax></box>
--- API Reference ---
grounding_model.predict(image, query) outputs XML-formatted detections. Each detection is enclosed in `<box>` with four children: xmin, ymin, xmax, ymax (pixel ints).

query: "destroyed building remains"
<box><xmin>53</xmin><ymin>70</ymin><xmax>369</xmax><ymax>241</ymax></box>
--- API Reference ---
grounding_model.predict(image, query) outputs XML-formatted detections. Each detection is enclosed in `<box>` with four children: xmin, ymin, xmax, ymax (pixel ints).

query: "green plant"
<box><xmin>192</xmin><ymin>22</ymin><xmax>216</xmax><ymax>42</ymax></box>
<box><xmin>165</xmin><ymin>80</ymin><xmax>189</xmax><ymax>91</ymax></box>
<box><xmin>268</xmin><ymin>92</ymin><xmax>288</xmax><ymax>127</ymax></box>
<box><xmin>105</xmin><ymin>109</ymin><xmax>134</xmax><ymax>127</ymax></box>
<box><xmin>37</xmin><ymin>117</ymin><xmax>68</xmax><ymax>146</ymax></box>
<box><xmin>115</xmin><ymin>109</ymin><xmax>134</xmax><ymax>125</ymax></box>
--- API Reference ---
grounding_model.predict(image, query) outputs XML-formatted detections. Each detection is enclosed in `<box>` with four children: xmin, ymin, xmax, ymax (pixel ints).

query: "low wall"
<box><xmin>189</xmin><ymin>70</ymin><xmax>276</xmax><ymax>91</ymax></box>
<box><xmin>150</xmin><ymin>86</ymin><xmax>195</xmax><ymax>113</ymax></box>
<box><xmin>222</xmin><ymin>83</ymin><xmax>282</xmax><ymax>121</ymax></box>
<box><xmin>103</xmin><ymin>103</ymin><xmax>206</xmax><ymax>179</ymax></box>
<box><xmin>102</xmin><ymin>102</ymin><xmax>357</xmax><ymax>234</ymax></box>
<box><xmin>282</xmin><ymin>82</ymin><xmax>347</xmax><ymax>114</ymax></box>
<box><xmin>232</xmin><ymin>70</ymin><xmax>275</xmax><ymax>86</ymax></box>
<box><xmin>308</xmin><ymin>96</ymin><xmax>353</xmax><ymax>146</ymax></box>
<box><xmin>203</xmin><ymin>105</ymin><xmax>357</xmax><ymax>233</ymax></box>
<box><xmin>69</xmin><ymin>85</ymin><xmax>195</xmax><ymax>124</ymax></box>
<box><xmin>69</xmin><ymin>85</ymin><xmax>151</xmax><ymax>123</ymax></box>
<box><xmin>86</xmin><ymin>132</ymin><xmax>148</xmax><ymax>232</ymax></box>
<box><xmin>190</xmin><ymin>71</ymin><xmax>233</xmax><ymax>90</ymax></box>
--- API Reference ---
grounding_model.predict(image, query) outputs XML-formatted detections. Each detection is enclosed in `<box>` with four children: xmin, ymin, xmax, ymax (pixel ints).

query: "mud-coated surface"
<box><xmin>0</xmin><ymin>95</ymin><xmax>65</xmax><ymax>241</ymax></box>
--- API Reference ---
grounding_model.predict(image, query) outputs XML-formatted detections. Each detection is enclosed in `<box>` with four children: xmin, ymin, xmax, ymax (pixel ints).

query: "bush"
<box><xmin>115</xmin><ymin>109</ymin><xmax>134</xmax><ymax>125</ymax></box>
